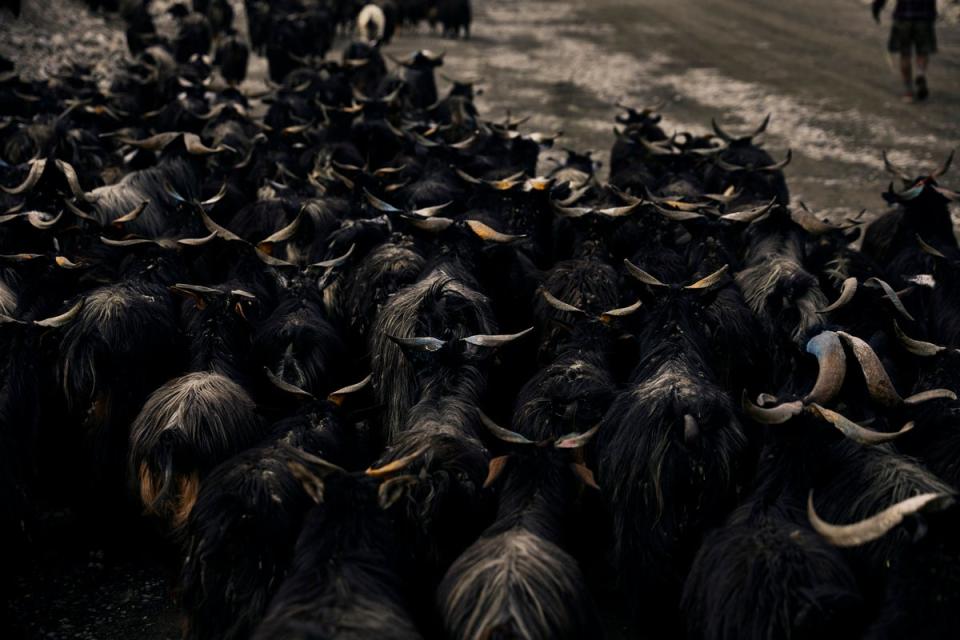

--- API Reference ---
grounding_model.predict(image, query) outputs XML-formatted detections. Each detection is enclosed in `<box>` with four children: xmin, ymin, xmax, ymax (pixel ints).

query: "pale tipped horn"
<box><xmin>478</xmin><ymin>410</ymin><xmax>535</xmax><ymax>445</ymax></box>
<box><xmin>461</xmin><ymin>327</ymin><xmax>535</xmax><ymax>348</ymax></box>
<box><xmin>623</xmin><ymin>259</ymin><xmax>669</xmax><ymax>287</ymax></box>
<box><xmin>684</xmin><ymin>265</ymin><xmax>729</xmax><ymax>290</ymax></box>
<box><xmin>892</xmin><ymin>321</ymin><xmax>946</xmax><ymax>357</ymax></box>
<box><xmin>540</xmin><ymin>288</ymin><xmax>587</xmax><ymax>315</ymax></box>
<box><xmin>808</xmin><ymin>404</ymin><xmax>914</xmax><ymax>445</ymax></box>
<box><xmin>808</xmin><ymin>490</ymin><xmax>952</xmax><ymax>547</ymax></box>
<box><xmin>818</xmin><ymin>277</ymin><xmax>858</xmax><ymax>314</ymax></box>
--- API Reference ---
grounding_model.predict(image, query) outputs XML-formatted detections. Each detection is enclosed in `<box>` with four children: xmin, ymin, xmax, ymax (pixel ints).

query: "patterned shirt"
<box><xmin>875</xmin><ymin>0</ymin><xmax>938</xmax><ymax>21</ymax></box>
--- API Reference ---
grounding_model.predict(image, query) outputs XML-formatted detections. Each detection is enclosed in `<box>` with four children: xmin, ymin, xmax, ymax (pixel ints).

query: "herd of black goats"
<box><xmin>3</xmin><ymin>1</ymin><xmax>960</xmax><ymax>639</ymax></box>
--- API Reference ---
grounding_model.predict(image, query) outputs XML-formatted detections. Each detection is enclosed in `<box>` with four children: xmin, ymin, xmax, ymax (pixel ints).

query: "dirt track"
<box><xmin>393</xmin><ymin>0</ymin><xmax>959</xmax><ymax>219</ymax></box>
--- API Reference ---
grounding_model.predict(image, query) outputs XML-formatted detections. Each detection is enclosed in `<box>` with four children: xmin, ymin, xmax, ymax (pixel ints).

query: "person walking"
<box><xmin>872</xmin><ymin>0</ymin><xmax>938</xmax><ymax>102</ymax></box>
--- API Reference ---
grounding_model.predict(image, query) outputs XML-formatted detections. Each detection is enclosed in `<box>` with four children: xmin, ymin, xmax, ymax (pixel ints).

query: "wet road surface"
<box><xmin>391</xmin><ymin>0</ymin><xmax>960</xmax><ymax>219</ymax></box>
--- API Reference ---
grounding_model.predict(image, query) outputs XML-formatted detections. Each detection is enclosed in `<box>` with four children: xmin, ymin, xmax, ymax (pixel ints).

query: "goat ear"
<box><xmin>569</xmin><ymin>463</ymin><xmax>600</xmax><ymax>490</ymax></box>
<box><xmin>287</xmin><ymin>460</ymin><xmax>327</xmax><ymax>504</ymax></box>
<box><xmin>483</xmin><ymin>456</ymin><xmax>511</xmax><ymax>489</ymax></box>
<box><xmin>284</xmin><ymin>446</ymin><xmax>347</xmax><ymax>503</ymax></box>
<box><xmin>378</xmin><ymin>475</ymin><xmax>418</xmax><ymax>510</ymax></box>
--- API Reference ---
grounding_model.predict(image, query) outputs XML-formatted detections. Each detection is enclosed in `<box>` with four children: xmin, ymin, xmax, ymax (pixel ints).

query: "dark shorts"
<box><xmin>888</xmin><ymin>20</ymin><xmax>938</xmax><ymax>56</ymax></box>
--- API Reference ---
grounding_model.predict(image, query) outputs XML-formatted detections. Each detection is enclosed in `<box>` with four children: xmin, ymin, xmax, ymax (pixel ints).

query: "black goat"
<box><xmin>437</xmin><ymin>419</ymin><xmax>602</xmax><ymax>640</ymax></box>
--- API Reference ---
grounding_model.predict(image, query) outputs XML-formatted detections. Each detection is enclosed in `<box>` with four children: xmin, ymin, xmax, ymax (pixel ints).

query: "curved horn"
<box><xmin>804</xmin><ymin>331</ymin><xmax>847</xmax><ymax>404</ymax></box>
<box><xmin>183</xmin><ymin>132</ymin><xmax>228</xmax><ymax>155</ymax></box>
<box><xmin>595</xmin><ymin>202</ymin><xmax>642</xmax><ymax>218</ymax></box>
<box><xmin>405</xmin><ymin>216</ymin><xmax>455</xmax><ymax>233</ymax></box>
<box><xmin>600</xmin><ymin>299</ymin><xmax>644</xmax><ymax>322</ymax></box>
<box><xmin>328</xmin><ymin>374</ymin><xmax>372</xmax><ymax>406</ymax></box>
<box><xmin>752</xmin><ymin>114</ymin><xmax>772</xmax><ymax>139</ymax></box>
<box><xmin>200</xmin><ymin>211</ymin><xmax>246</xmax><ymax>243</ymax></box>
<box><xmin>462</xmin><ymin>327</ymin><xmax>534</xmax><ymax>348</ymax></box>
<box><xmin>540</xmin><ymin>288</ymin><xmax>586</xmax><ymax>315</ymax></box>
<box><xmin>555</xmin><ymin>423</ymin><xmax>601</xmax><ymax>449</ymax></box>
<box><xmin>177</xmin><ymin>232</ymin><xmax>219</xmax><ymax>247</ymax></box>
<box><xmin>916</xmin><ymin>234</ymin><xmax>947</xmax><ymax>259</ymax></box>
<box><xmin>55</xmin><ymin>160</ymin><xmax>89</xmax><ymax>200</ymax></box>
<box><xmin>653</xmin><ymin>203</ymin><xmax>705</xmax><ymax>222</ymax></box>
<box><xmin>199</xmin><ymin>183</ymin><xmax>228</xmax><ymax>207</ymax></box>
<box><xmin>119</xmin><ymin>131</ymin><xmax>180</xmax><ymax>151</ymax></box>
<box><xmin>837</xmin><ymin>332</ymin><xmax>903</xmax><ymax>407</ymax></box>
<box><xmin>264</xmin><ymin>367</ymin><xmax>315</xmax><ymax>400</ymax></box>
<box><xmin>808</xmin><ymin>491</ymin><xmax>951</xmax><ymax>548</ymax></box>
<box><xmin>791</xmin><ymin>206</ymin><xmax>846</xmax><ymax>235</ymax></box>
<box><xmin>465</xmin><ymin>220</ymin><xmax>526</xmax><ymax>243</ymax></box>
<box><xmin>257</xmin><ymin>210</ymin><xmax>303</xmax><ymax>252</ymax></box>
<box><xmin>903</xmin><ymin>389</ymin><xmax>958</xmax><ymax>405</ymax></box>
<box><xmin>24</xmin><ymin>210</ymin><xmax>64</xmax><ymax>229</ymax></box>
<box><xmin>932</xmin><ymin>149</ymin><xmax>954</xmax><ymax>179</ymax></box>
<box><xmin>111</xmin><ymin>201</ymin><xmax>148</xmax><ymax>228</ymax></box>
<box><xmin>311</xmin><ymin>244</ymin><xmax>356</xmax><ymax>270</ymax></box>
<box><xmin>761</xmin><ymin>149</ymin><xmax>792</xmax><ymax>172</ymax></box>
<box><xmin>387</xmin><ymin>335</ymin><xmax>447</xmax><ymax>353</ymax></box>
<box><xmin>34</xmin><ymin>299</ymin><xmax>84</xmax><ymax>328</ymax></box>
<box><xmin>711</xmin><ymin>118</ymin><xmax>734</xmax><ymax>143</ymax></box>
<box><xmin>818</xmin><ymin>277</ymin><xmax>858</xmax><ymax>314</ymax></box>
<box><xmin>100</xmin><ymin>236</ymin><xmax>166</xmax><ymax>248</ymax></box>
<box><xmin>864</xmin><ymin>277</ymin><xmax>915</xmax><ymax>322</ymax></box>
<box><xmin>478</xmin><ymin>410</ymin><xmax>535</xmax><ymax>445</ymax></box>
<box><xmin>412</xmin><ymin>201</ymin><xmax>453</xmax><ymax>218</ymax></box>
<box><xmin>366</xmin><ymin>446</ymin><xmax>430</xmax><ymax>478</ymax></box>
<box><xmin>2</xmin><ymin>159</ymin><xmax>45</xmax><ymax>195</ymax></box>
<box><xmin>285</xmin><ymin>444</ymin><xmax>348</xmax><ymax>479</ymax></box>
<box><xmin>720</xmin><ymin>199</ymin><xmax>775</xmax><ymax>223</ymax></box>
<box><xmin>893</xmin><ymin>320</ymin><xmax>946</xmax><ymax>357</ymax></box>
<box><xmin>741</xmin><ymin>392</ymin><xmax>804</xmax><ymax>425</ymax></box>
<box><xmin>685</xmin><ymin>265</ymin><xmax>729</xmax><ymax>290</ymax></box>
<box><xmin>552</xmin><ymin>203</ymin><xmax>592</xmax><ymax>219</ymax></box>
<box><xmin>808</xmin><ymin>404</ymin><xmax>913</xmax><ymax>445</ymax></box>
<box><xmin>454</xmin><ymin>168</ymin><xmax>484</xmax><ymax>185</ymax></box>
<box><xmin>623</xmin><ymin>259</ymin><xmax>669</xmax><ymax>287</ymax></box>
<box><xmin>55</xmin><ymin>256</ymin><xmax>83</xmax><ymax>269</ymax></box>
<box><xmin>882</xmin><ymin>150</ymin><xmax>913</xmax><ymax>183</ymax></box>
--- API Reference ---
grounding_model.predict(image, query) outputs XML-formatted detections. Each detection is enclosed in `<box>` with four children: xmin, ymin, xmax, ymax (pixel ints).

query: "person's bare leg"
<box><xmin>915</xmin><ymin>54</ymin><xmax>929</xmax><ymax>100</ymax></box>
<box><xmin>900</xmin><ymin>53</ymin><xmax>914</xmax><ymax>101</ymax></box>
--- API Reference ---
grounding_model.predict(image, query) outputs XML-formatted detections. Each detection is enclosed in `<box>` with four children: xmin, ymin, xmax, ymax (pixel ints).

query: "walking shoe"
<box><xmin>901</xmin><ymin>90</ymin><xmax>915</xmax><ymax>103</ymax></box>
<box><xmin>916</xmin><ymin>76</ymin><xmax>929</xmax><ymax>101</ymax></box>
